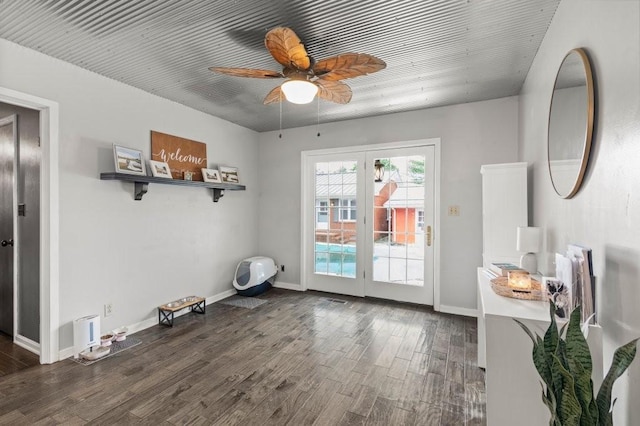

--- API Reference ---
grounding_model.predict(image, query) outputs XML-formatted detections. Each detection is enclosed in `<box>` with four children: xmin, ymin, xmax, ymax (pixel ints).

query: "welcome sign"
<box><xmin>151</xmin><ymin>131</ymin><xmax>207</xmax><ymax>181</ymax></box>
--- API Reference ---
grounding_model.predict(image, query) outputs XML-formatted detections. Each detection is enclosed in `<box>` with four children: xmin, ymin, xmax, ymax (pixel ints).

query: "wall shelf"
<box><xmin>100</xmin><ymin>172</ymin><xmax>246</xmax><ymax>202</ymax></box>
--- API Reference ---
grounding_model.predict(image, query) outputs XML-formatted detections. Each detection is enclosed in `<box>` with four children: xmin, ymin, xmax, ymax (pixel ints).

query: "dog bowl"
<box><xmin>100</xmin><ymin>333</ymin><xmax>114</xmax><ymax>346</ymax></box>
<box><xmin>113</xmin><ymin>327</ymin><xmax>128</xmax><ymax>342</ymax></box>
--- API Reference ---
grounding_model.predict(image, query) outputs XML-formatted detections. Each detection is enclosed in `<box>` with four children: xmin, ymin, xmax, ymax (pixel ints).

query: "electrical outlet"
<box><xmin>448</xmin><ymin>205</ymin><xmax>460</xmax><ymax>216</ymax></box>
<box><xmin>104</xmin><ymin>303</ymin><xmax>113</xmax><ymax>317</ymax></box>
<box><xmin>280</xmin><ymin>265</ymin><xmax>285</xmax><ymax>272</ymax></box>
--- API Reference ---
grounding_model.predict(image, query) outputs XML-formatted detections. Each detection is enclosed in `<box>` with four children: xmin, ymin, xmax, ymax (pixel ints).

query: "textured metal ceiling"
<box><xmin>0</xmin><ymin>0</ymin><xmax>560</xmax><ymax>132</ymax></box>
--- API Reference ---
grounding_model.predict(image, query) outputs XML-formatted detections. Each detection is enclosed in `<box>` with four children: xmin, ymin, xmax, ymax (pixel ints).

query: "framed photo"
<box><xmin>149</xmin><ymin>160</ymin><xmax>172</xmax><ymax>178</ymax></box>
<box><xmin>202</xmin><ymin>168</ymin><xmax>222</xmax><ymax>183</ymax></box>
<box><xmin>219</xmin><ymin>166</ymin><xmax>239</xmax><ymax>183</ymax></box>
<box><xmin>113</xmin><ymin>145</ymin><xmax>146</xmax><ymax>176</ymax></box>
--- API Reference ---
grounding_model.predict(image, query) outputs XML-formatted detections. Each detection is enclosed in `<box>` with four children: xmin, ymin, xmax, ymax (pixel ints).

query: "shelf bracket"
<box><xmin>212</xmin><ymin>188</ymin><xmax>225</xmax><ymax>202</ymax></box>
<box><xmin>134</xmin><ymin>182</ymin><xmax>149</xmax><ymax>200</ymax></box>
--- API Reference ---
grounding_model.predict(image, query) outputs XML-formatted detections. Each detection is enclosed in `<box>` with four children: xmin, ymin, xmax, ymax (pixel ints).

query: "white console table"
<box><xmin>477</xmin><ymin>268</ymin><xmax>602</xmax><ymax>426</ymax></box>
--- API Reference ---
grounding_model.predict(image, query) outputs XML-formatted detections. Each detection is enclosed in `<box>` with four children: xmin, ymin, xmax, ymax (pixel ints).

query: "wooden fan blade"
<box><xmin>209</xmin><ymin>67</ymin><xmax>283</xmax><ymax>79</ymax></box>
<box><xmin>314</xmin><ymin>53</ymin><xmax>386</xmax><ymax>81</ymax></box>
<box><xmin>315</xmin><ymin>80</ymin><xmax>352</xmax><ymax>104</ymax></box>
<box><xmin>265</xmin><ymin>27</ymin><xmax>311</xmax><ymax>71</ymax></box>
<box><xmin>263</xmin><ymin>85</ymin><xmax>284</xmax><ymax>105</ymax></box>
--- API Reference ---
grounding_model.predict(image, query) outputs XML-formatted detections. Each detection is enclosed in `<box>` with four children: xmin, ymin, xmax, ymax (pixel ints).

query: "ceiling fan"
<box><xmin>209</xmin><ymin>27</ymin><xmax>386</xmax><ymax>105</ymax></box>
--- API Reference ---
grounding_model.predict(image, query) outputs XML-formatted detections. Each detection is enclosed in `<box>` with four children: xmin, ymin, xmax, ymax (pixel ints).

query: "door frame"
<box><xmin>301</xmin><ymin>138</ymin><xmax>442</xmax><ymax>310</ymax></box>
<box><xmin>0</xmin><ymin>87</ymin><xmax>60</xmax><ymax>364</ymax></box>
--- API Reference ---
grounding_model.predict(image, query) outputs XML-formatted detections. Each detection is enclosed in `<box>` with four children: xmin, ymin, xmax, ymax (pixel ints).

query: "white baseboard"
<box><xmin>58</xmin><ymin>346</ymin><xmax>74</xmax><ymax>360</ymax></box>
<box><xmin>15</xmin><ymin>334</ymin><xmax>40</xmax><ymax>355</ymax></box>
<box><xmin>438</xmin><ymin>304</ymin><xmax>478</xmax><ymax>318</ymax></box>
<box><xmin>127</xmin><ymin>316</ymin><xmax>159</xmax><ymax>335</ymax></box>
<box><xmin>206</xmin><ymin>288</ymin><xmax>236</xmax><ymax>305</ymax></box>
<box><xmin>58</xmin><ymin>288</ymin><xmax>238</xmax><ymax>360</ymax></box>
<box><xmin>273</xmin><ymin>281</ymin><xmax>303</xmax><ymax>291</ymax></box>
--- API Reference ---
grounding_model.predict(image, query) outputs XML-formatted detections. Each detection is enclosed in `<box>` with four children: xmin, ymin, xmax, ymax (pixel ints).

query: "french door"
<box><xmin>303</xmin><ymin>143</ymin><xmax>436</xmax><ymax>305</ymax></box>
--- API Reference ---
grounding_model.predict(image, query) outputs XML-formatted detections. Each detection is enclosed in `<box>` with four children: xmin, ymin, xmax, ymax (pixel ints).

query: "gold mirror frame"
<box><xmin>547</xmin><ymin>48</ymin><xmax>595</xmax><ymax>199</ymax></box>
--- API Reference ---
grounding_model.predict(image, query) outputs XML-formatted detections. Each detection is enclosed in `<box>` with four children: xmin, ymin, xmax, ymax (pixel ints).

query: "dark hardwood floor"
<box><xmin>0</xmin><ymin>332</ymin><xmax>40</xmax><ymax>377</ymax></box>
<box><xmin>0</xmin><ymin>289</ymin><xmax>485</xmax><ymax>425</ymax></box>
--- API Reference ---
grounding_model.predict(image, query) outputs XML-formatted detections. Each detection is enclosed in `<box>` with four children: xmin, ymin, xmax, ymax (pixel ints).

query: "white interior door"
<box><xmin>365</xmin><ymin>146</ymin><xmax>435</xmax><ymax>304</ymax></box>
<box><xmin>303</xmin><ymin>143</ymin><xmax>436</xmax><ymax>305</ymax></box>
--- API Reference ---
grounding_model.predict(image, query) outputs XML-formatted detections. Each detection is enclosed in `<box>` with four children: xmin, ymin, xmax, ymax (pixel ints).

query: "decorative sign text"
<box><xmin>151</xmin><ymin>131</ymin><xmax>207</xmax><ymax>181</ymax></box>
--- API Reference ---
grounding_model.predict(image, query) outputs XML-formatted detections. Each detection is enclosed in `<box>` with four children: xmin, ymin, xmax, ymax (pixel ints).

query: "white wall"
<box><xmin>258</xmin><ymin>97</ymin><xmax>519</xmax><ymax>310</ymax></box>
<box><xmin>0</xmin><ymin>39</ymin><xmax>260</xmax><ymax>350</ymax></box>
<box><xmin>519</xmin><ymin>0</ymin><xmax>640</xmax><ymax>423</ymax></box>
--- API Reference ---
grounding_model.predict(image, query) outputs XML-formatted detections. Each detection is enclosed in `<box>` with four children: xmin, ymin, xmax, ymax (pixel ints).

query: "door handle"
<box><xmin>426</xmin><ymin>226</ymin><xmax>432</xmax><ymax>247</ymax></box>
<box><xmin>1</xmin><ymin>239</ymin><xmax>13</xmax><ymax>247</ymax></box>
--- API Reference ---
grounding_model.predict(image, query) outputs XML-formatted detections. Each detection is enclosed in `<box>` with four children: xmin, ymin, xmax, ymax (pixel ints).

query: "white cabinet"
<box><xmin>480</xmin><ymin>162</ymin><xmax>528</xmax><ymax>267</ymax></box>
<box><xmin>477</xmin><ymin>268</ymin><xmax>603</xmax><ymax>426</ymax></box>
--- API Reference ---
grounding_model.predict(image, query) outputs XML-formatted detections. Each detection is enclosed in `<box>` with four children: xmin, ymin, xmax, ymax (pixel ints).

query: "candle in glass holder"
<box><xmin>508</xmin><ymin>270</ymin><xmax>532</xmax><ymax>292</ymax></box>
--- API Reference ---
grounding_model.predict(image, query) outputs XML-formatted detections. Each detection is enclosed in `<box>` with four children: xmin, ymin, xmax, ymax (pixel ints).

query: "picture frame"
<box><xmin>201</xmin><ymin>168</ymin><xmax>222</xmax><ymax>183</ymax></box>
<box><xmin>219</xmin><ymin>166</ymin><xmax>239</xmax><ymax>184</ymax></box>
<box><xmin>113</xmin><ymin>144</ymin><xmax>146</xmax><ymax>176</ymax></box>
<box><xmin>149</xmin><ymin>160</ymin><xmax>172</xmax><ymax>178</ymax></box>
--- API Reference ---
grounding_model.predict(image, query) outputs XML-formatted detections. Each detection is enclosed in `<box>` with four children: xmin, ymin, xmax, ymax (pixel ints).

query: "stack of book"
<box><xmin>486</xmin><ymin>262</ymin><xmax>524</xmax><ymax>278</ymax></box>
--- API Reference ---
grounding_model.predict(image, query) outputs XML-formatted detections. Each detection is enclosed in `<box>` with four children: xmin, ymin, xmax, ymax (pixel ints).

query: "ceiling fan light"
<box><xmin>281</xmin><ymin>80</ymin><xmax>318</xmax><ymax>104</ymax></box>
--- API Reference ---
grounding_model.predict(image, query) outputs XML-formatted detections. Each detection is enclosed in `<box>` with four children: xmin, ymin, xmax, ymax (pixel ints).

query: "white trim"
<box><xmin>433</xmin><ymin>141</ymin><xmax>442</xmax><ymax>311</ymax></box>
<box><xmin>0</xmin><ymin>87</ymin><xmax>59</xmax><ymax>364</ymax></box>
<box><xmin>58</xmin><ymin>345</ymin><xmax>74</xmax><ymax>361</ymax></box>
<box><xmin>14</xmin><ymin>334</ymin><xmax>40</xmax><ymax>355</ymax></box>
<box><xmin>206</xmin><ymin>288</ymin><xmax>237</xmax><ymax>305</ymax></box>
<box><xmin>438</xmin><ymin>304</ymin><xmax>478</xmax><ymax>318</ymax></box>
<box><xmin>301</xmin><ymin>155</ymin><xmax>309</xmax><ymax>292</ymax></box>
<box><xmin>273</xmin><ymin>281</ymin><xmax>303</xmax><ymax>291</ymax></box>
<box><xmin>126</xmin><ymin>316</ymin><xmax>160</xmax><ymax>336</ymax></box>
<box><xmin>58</xmin><ymin>287</ymin><xmax>238</xmax><ymax>360</ymax></box>
<box><xmin>301</xmin><ymin>139</ymin><xmax>439</xmax><ymax>156</ymax></box>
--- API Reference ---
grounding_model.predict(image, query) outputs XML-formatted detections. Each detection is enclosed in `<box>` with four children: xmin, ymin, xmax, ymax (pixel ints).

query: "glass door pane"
<box><xmin>314</xmin><ymin>160</ymin><xmax>358</xmax><ymax>279</ymax></box>
<box><xmin>372</xmin><ymin>154</ymin><xmax>426</xmax><ymax>286</ymax></box>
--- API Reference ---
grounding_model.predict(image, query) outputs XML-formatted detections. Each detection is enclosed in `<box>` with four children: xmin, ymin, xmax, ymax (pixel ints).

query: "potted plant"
<box><xmin>515</xmin><ymin>304</ymin><xmax>638</xmax><ymax>425</ymax></box>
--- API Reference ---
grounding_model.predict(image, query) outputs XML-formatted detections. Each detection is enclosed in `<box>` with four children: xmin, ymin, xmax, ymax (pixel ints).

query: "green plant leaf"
<box><xmin>515</xmin><ymin>319</ymin><xmax>554</xmax><ymax>391</ymax></box>
<box><xmin>534</xmin><ymin>335</ymin><xmax>554</xmax><ymax>390</ymax></box>
<box><xmin>552</xmin><ymin>338</ymin><xmax>567</xmax><ymax>406</ymax></box>
<box><xmin>596</xmin><ymin>338</ymin><xmax>639</xmax><ymax>426</ymax></box>
<box><xmin>552</xmin><ymin>353</ymin><xmax>582</xmax><ymax>426</ymax></box>
<box><xmin>565</xmin><ymin>305</ymin><xmax>592</xmax><ymax>376</ymax></box>
<box><xmin>544</xmin><ymin>302</ymin><xmax>560</xmax><ymax>356</ymax></box>
<box><xmin>567</xmin><ymin>357</ymin><xmax>596</xmax><ymax>426</ymax></box>
<box><xmin>541</xmin><ymin>383</ymin><xmax>561</xmax><ymax>426</ymax></box>
<box><xmin>557</xmin><ymin>338</ymin><xmax>569</xmax><ymax>371</ymax></box>
<box><xmin>560</xmin><ymin>322</ymin><xmax>568</xmax><ymax>338</ymax></box>
<box><xmin>516</xmin><ymin>304</ymin><xmax>638</xmax><ymax>425</ymax></box>
<box><xmin>587</xmin><ymin>382</ymin><xmax>599</xmax><ymax>425</ymax></box>
<box><xmin>515</xmin><ymin>318</ymin><xmax>538</xmax><ymax>344</ymax></box>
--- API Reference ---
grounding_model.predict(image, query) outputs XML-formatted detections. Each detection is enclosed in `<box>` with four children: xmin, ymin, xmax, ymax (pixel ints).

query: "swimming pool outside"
<box><xmin>314</xmin><ymin>241</ymin><xmax>424</xmax><ymax>284</ymax></box>
<box><xmin>315</xmin><ymin>242</ymin><xmax>357</xmax><ymax>277</ymax></box>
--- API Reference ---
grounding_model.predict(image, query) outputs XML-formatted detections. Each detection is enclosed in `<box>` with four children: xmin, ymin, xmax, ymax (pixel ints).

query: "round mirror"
<box><xmin>547</xmin><ymin>48</ymin><xmax>594</xmax><ymax>198</ymax></box>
